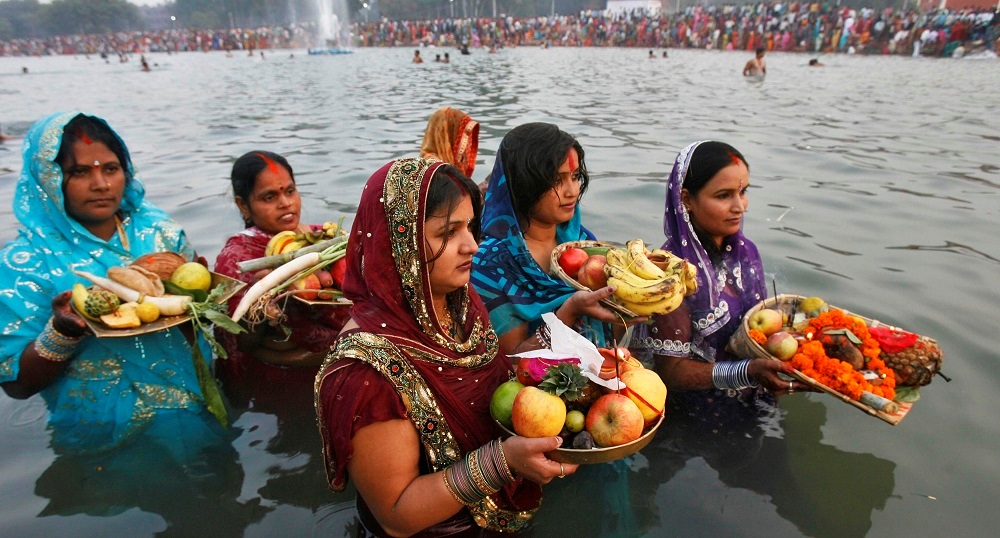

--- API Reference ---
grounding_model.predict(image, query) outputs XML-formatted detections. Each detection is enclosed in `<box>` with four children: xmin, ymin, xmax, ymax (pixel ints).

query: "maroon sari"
<box><xmin>214</xmin><ymin>226</ymin><xmax>347</xmax><ymax>407</ymax></box>
<box><xmin>315</xmin><ymin>159</ymin><xmax>541</xmax><ymax>536</ymax></box>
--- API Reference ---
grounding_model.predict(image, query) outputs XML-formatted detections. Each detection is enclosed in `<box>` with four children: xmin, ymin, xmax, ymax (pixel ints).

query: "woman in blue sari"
<box><xmin>471</xmin><ymin>122</ymin><xmax>621</xmax><ymax>355</ymax></box>
<box><xmin>0</xmin><ymin>112</ymin><xmax>228</xmax><ymax>456</ymax></box>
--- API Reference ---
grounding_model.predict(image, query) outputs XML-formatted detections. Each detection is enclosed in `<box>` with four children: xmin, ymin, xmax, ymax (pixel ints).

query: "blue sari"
<box><xmin>471</xmin><ymin>147</ymin><xmax>606</xmax><ymax>345</ymax></box>
<box><xmin>0</xmin><ymin>112</ymin><xmax>224</xmax><ymax>455</ymax></box>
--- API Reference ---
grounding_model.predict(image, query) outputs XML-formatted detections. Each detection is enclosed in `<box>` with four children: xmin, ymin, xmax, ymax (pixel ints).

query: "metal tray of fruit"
<box><xmin>73</xmin><ymin>272</ymin><xmax>244</xmax><ymax>338</ymax></box>
<box><xmin>495</xmin><ymin>415</ymin><xmax>664</xmax><ymax>465</ymax></box>
<box><xmin>549</xmin><ymin>240</ymin><xmax>639</xmax><ymax>319</ymax></box>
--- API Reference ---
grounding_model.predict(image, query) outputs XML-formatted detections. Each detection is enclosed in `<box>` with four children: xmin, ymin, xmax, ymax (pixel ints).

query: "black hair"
<box><xmin>230</xmin><ymin>150</ymin><xmax>295</xmax><ymax>227</ymax></box>
<box><xmin>809</xmin><ymin>58</ymin><xmax>819</xmax><ymax>65</ymax></box>
<box><xmin>683</xmin><ymin>141</ymin><xmax>749</xmax><ymax>195</ymax></box>
<box><xmin>425</xmin><ymin>163</ymin><xmax>482</xmax><ymax>264</ymax></box>
<box><xmin>756</xmin><ymin>46</ymin><xmax>766</xmax><ymax>55</ymax></box>
<box><xmin>684</xmin><ymin>141</ymin><xmax>749</xmax><ymax>265</ymax></box>
<box><xmin>56</xmin><ymin>114</ymin><xmax>132</xmax><ymax>184</ymax></box>
<box><xmin>498</xmin><ymin>122</ymin><xmax>589</xmax><ymax>229</ymax></box>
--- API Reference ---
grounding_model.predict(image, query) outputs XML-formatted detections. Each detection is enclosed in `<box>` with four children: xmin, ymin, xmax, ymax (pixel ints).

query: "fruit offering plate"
<box><xmin>74</xmin><ymin>273</ymin><xmax>245</xmax><ymax>338</ymax></box>
<box><xmin>495</xmin><ymin>415</ymin><xmax>664</xmax><ymax>465</ymax></box>
<box><xmin>549</xmin><ymin>240</ymin><xmax>639</xmax><ymax>319</ymax></box>
<box><xmin>292</xmin><ymin>295</ymin><xmax>353</xmax><ymax>307</ymax></box>
<box><xmin>729</xmin><ymin>294</ymin><xmax>926</xmax><ymax>426</ymax></box>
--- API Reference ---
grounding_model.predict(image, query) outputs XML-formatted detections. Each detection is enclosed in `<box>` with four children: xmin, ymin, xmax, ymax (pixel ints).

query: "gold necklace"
<box><xmin>114</xmin><ymin>214</ymin><xmax>129</xmax><ymax>251</ymax></box>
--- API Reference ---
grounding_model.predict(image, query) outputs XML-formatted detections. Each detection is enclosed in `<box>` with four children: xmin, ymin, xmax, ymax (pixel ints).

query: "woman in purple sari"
<box><xmin>632</xmin><ymin>141</ymin><xmax>803</xmax><ymax>425</ymax></box>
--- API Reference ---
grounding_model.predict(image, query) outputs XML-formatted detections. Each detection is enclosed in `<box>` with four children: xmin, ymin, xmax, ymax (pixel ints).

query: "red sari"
<box><xmin>214</xmin><ymin>226</ymin><xmax>347</xmax><ymax>408</ymax></box>
<box><xmin>315</xmin><ymin>159</ymin><xmax>541</xmax><ymax>536</ymax></box>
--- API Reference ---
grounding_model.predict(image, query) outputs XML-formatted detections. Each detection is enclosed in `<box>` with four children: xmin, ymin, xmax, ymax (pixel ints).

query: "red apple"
<box><xmin>585</xmin><ymin>393</ymin><xmax>644</xmax><ymax>447</ymax></box>
<box><xmin>291</xmin><ymin>273</ymin><xmax>322</xmax><ymax>300</ymax></box>
<box><xmin>558</xmin><ymin>247</ymin><xmax>589</xmax><ymax>277</ymax></box>
<box><xmin>315</xmin><ymin>269</ymin><xmax>334</xmax><ymax>288</ymax></box>
<box><xmin>330</xmin><ymin>258</ymin><xmax>347</xmax><ymax>289</ymax></box>
<box><xmin>577</xmin><ymin>255</ymin><xmax>608</xmax><ymax>290</ymax></box>
<box><xmin>748</xmin><ymin>308</ymin><xmax>783</xmax><ymax>336</ymax></box>
<box><xmin>766</xmin><ymin>331</ymin><xmax>799</xmax><ymax>360</ymax></box>
<box><xmin>512</xmin><ymin>386</ymin><xmax>567</xmax><ymax>438</ymax></box>
<box><xmin>620</xmin><ymin>368</ymin><xmax>667</xmax><ymax>426</ymax></box>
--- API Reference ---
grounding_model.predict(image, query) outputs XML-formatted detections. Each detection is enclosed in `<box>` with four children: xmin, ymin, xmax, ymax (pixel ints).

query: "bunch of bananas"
<box><xmin>264</xmin><ymin>221</ymin><xmax>346</xmax><ymax>256</ymax></box>
<box><xmin>603</xmin><ymin>239</ymin><xmax>699</xmax><ymax>316</ymax></box>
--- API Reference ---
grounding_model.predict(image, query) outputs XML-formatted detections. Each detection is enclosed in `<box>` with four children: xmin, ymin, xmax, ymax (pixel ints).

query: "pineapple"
<box><xmin>881</xmin><ymin>336</ymin><xmax>943</xmax><ymax>387</ymax></box>
<box><xmin>538</xmin><ymin>363</ymin><xmax>589</xmax><ymax>403</ymax></box>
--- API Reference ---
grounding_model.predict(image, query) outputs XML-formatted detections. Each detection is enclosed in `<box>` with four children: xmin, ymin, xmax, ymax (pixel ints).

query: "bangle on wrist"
<box><xmin>444</xmin><ymin>440</ymin><xmax>516</xmax><ymax>506</ymax></box>
<box><xmin>711</xmin><ymin>359</ymin><xmax>757</xmax><ymax>391</ymax></box>
<box><xmin>534</xmin><ymin>324</ymin><xmax>551</xmax><ymax>348</ymax></box>
<box><xmin>35</xmin><ymin>317</ymin><xmax>82</xmax><ymax>362</ymax></box>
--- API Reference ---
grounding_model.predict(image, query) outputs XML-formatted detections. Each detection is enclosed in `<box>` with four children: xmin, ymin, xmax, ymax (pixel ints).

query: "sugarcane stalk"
<box><xmin>237</xmin><ymin>235</ymin><xmax>347</xmax><ymax>273</ymax></box>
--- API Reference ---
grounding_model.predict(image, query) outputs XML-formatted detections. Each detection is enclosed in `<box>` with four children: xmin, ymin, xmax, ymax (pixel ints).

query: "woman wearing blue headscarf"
<box><xmin>0</xmin><ymin>112</ymin><xmax>228</xmax><ymax>455</ymax></box>
<box><xmin>471</xmin><ymin>123</ymin><xmax>621</xmax><ymax>355</ymax></box>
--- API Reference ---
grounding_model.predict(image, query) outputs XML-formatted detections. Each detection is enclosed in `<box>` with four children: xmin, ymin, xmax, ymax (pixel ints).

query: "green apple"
<box><xmin>565</xmin><ymin>409</ymin><xmax>586</xmax><ymax>433</ymax></box>
<box><xmin>490</xmin><ymin>380</ymin><xmax>525</xmax><ymax>429</ymax></box>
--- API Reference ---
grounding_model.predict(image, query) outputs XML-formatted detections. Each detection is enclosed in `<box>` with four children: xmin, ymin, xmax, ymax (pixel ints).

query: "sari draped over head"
<box><xmin>471</xmin><ymin>143</ymin><xmax>604</xmax><ymax>344</ymax></box>
<box><xmin>316</xmin><ymin>159</ymin><xmax>540</xmax><ymax>534</ymax></box>
<box><xmin>634</xmin><ymin>141</ymin><xmax>767</xmax><ymax>361</ymax></box>
<box><xmin>419</xmin><ymin>107</ymin><xmax>479</xmax><ymax>179</ymax></box>
<box><xmin>0</xmin><ymin>112</ymin><xmax>223</xmax><ymax>455</ymax></box>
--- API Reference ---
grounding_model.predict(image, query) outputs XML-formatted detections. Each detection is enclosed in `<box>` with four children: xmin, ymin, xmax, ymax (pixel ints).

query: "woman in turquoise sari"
<box><xmin>0</xmin><ymin>112</ymin><xmax>228</xmax><ymax>456</ymax></box>
<box><xmin>471</xmin><ymin>122</ymin><xmax>621</xmax><ymax>355</ymax></box>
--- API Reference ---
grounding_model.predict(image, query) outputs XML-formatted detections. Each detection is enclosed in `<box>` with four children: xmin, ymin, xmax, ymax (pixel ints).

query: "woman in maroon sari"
<box><xmin>214</xmin><ymin>151</ymin><xmax>347</xmax><ymax>406</ymax></box>
<box><xmin>316</xmin><ymin>159</ymin><xmax>575</xmax><ymax>536</ymax></box>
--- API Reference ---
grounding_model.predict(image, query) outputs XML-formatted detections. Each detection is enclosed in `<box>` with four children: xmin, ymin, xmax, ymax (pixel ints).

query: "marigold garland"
<box><xmin>789</xmin><ymin>309</ymin><xmax>897</xmax><ymax>402</ymax></box>
<box><xmin>748</xmin><ymin>329</ymin><xmax>767</xmax><ymax>345</ymax></box>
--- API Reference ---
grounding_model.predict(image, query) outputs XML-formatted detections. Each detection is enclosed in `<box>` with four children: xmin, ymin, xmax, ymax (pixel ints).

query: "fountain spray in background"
<box><xmin>311</xmin><ymin>0</ymin><xmax>352</xmax><ymax>53</ymax></box>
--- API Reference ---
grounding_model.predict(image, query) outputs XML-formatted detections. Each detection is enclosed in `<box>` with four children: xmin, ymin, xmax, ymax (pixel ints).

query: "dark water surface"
<box><xmin>1</xmin><ymin>48</ymin><xmax>998</xmax><ymax>537</ymax></box>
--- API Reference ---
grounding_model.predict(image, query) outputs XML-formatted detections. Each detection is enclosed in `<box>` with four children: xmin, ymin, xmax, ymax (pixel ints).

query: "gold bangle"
<box><xmin>496</xmin><ymin>439</ymin><xmax>516</xmax><ymax>482</ymax></box>
<box><xmin>468</xmin><ymin>450</ymin><xmax>498</xmax><ymax>497</ymax></box>
<box><xmin>442</xmin><ymin>470</ymin><xmax>465</xmax><ymax>506</ymax></box>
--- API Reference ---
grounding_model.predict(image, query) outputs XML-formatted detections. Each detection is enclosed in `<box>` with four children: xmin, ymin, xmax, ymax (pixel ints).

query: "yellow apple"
<box><xmin>620</xmin><ymin>368</ymin><xmax>667</xmax><ymax>426</ymax></box>
<box><xmin>512</xmin><ymin>386</ymin><xmax>566</xmax><ymax>438</ymax></box>
<box><xmin>748</xmin><ymin>308</ymin><xmax>783</xmax><ymax>336</ymax></box>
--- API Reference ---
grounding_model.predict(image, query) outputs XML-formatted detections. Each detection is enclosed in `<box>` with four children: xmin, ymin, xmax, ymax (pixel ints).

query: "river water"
<box><xmin>1</xmin><ymin>48</ymin><xmax>998</xmax><ymax>537</ymax></box>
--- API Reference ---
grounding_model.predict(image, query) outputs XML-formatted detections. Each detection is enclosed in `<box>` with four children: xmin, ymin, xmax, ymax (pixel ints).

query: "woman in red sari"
<box><xmin>316</xmin><ymin>159</ymin><xmax>575</xmax><ymax>536</ymax></box>
<box><xmin>214</xmin><ymin>151</ymin><xmax>347</xmax><ymax>406</ymax></box>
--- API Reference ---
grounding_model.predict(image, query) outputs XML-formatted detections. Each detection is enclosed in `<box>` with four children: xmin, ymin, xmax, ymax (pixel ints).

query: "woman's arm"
<box><xmin>497</xmin><ymin>286</ymin><xmax>627</xmax><ymax>356</ymax></box>
<box><xmin>349</xmin><ymin>420</ymin><xmax>577</xmax><ymax>537</ymax></box>
<box><xmin>1</xmin><ymin>291</ymin><xmax>88</xmax><ymax>399</ymax></box>
<box><xmin>654</xmin><ymin>354</ymin><xmax>805</xmax><ymax>394</ymax></box>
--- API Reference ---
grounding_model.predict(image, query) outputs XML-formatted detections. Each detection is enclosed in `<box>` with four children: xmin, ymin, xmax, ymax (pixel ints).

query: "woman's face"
<box><xmin>61</xmin><ymin>139</ymin><xmax>127</xmax><ymax>237</ymax></box>
<box><xmin>236</xmin><ymin>164</ymin><xmax>301</xmax><ymax>234</ymax></box>
<box><xmin>682</xmin><ymin>161</ymin><xmax>750</xmax><ymax>247</ymax></box>
<box><xmin>424</xmin><ymin>193</ymin><xmax>478</xmax><ymax>300</ymax></box>
<box><xmin>529</xmin><ymin>148</ymin><xmax>581</xmax><ymax>227</ymax></box>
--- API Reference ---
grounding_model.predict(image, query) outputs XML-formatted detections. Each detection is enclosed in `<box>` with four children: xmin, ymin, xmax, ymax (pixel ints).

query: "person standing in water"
<box><xmin>743</xmin><ymin>47</ymin><xmax>767</xmax><ymax>77</ymax></box>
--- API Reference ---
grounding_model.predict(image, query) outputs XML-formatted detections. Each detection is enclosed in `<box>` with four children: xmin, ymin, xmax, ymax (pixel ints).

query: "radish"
<box><xmin>73</xmin><ymin>270</ymin><xmax>193</xmax><ymax>316</ymax></box>
<box><xmin>230</xmin><ymin>251</ymin><xmax>322</xmax><ymax>322</ymax></box>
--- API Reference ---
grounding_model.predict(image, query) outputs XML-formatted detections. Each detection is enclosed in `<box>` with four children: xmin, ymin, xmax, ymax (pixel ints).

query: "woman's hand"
<box><xmin>51</xmin><ymin>290</ymin><xmax>89</xmax><ymax>339</ymax></box>
<box><xmin>501</xmin><ymin>436</ymin><xmax>579</xmax><ymax>484</ymax></box>
<box><xmin>558</xmin><ymin>287</ymin><xmax>648</xmax><ymax>327</ymax></box>
<box><xmin>748</xmin><ymin>358</ymin><xmax>813</xmax><ymax>395</ymax></box>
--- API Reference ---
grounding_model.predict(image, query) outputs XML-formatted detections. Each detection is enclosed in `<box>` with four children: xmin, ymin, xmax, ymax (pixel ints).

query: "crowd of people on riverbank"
<box><xmin>2</xmin><ymin>3</ymin><xmax>998</xmax><ymax>59</ymax></box>
<box><xmin>356</xmin><ymin>3</ymin><xmax>1000</xmax><ymax>57</ymax></box>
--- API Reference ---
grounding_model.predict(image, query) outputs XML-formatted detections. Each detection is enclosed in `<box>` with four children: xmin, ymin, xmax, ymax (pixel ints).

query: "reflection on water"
<box><xmin>1</xmin><ymin>49</ymin><xmax>999</xmax><ymax>536</ymax></box>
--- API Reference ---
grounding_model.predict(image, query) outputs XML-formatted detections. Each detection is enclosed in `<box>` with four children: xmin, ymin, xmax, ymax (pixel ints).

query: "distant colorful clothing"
<box><xmin>0</xmin><ymin>111</ymin><xmax>223</xmax><ymax>454</ymax></box>
<box><xmin>471</xmin><ymin>145</ymin><xmax>606</xmax><ymax>345</ymax></box>
<box><xmin>214</xmin><ymin>225</ymin><xmax>347</xmax><ymax>405</ymax></box>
